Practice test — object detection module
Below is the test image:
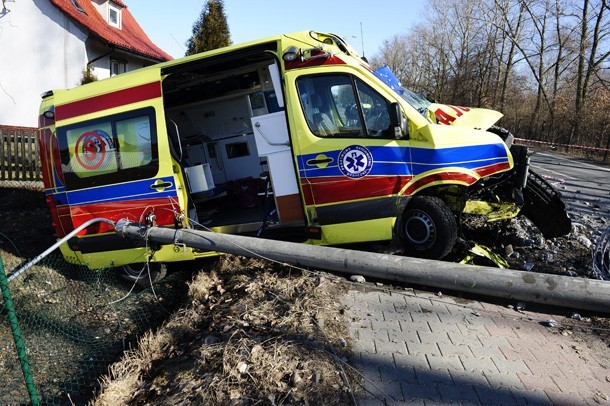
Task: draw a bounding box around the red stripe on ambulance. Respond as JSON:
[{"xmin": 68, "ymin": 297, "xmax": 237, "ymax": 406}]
[
  {"xmin": 70, "ymin": 198, "xmax": 177, "ymax": 236},
  {"xmin": 301, "ymin": 175, "xmax": 412, "ymax": 206},
  {"xmin": 55, "ymin": 82, "xmax": 162, "ymax": 121}
]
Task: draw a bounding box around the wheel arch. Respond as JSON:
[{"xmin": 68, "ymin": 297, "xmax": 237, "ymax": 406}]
[{"xmin": 401, "ymin": 182, "xmax": 470, "ymax": 214}]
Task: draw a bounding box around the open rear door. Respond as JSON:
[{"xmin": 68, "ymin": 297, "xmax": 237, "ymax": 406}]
[{"xmin": 56, "ymin": 104, "xmax": 180, "ymax": 256}]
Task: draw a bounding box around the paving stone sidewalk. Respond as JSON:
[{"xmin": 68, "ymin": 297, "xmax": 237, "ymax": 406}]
[{"xmin": 345, "ymin": 286, "xmax": 610, "ymax": 405}]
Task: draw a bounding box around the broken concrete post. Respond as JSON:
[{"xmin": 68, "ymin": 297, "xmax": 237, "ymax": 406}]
[{"xmin": 116, "ymin": 222, "xmax": 610, "ymax": 314}]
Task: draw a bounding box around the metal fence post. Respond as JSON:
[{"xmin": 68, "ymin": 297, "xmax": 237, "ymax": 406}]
[{"xmin": 0, "ymin": 257, "xmax": 40, "ymax": 406}]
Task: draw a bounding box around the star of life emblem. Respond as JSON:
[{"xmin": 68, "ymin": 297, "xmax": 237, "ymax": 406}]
[{"xmin": 338, "ymin": 145, "xmax": 373, "ymax": 179}]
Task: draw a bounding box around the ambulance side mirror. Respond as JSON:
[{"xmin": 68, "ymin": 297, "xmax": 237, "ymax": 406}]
[{"xmin": 389, "ymin": 102, "xmax": 408, "ymax": 140}]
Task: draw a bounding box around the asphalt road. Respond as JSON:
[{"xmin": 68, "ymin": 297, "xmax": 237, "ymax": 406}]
[{"xmin": 528, "ymin": 149, "xmax": 610, "ymax": 228}]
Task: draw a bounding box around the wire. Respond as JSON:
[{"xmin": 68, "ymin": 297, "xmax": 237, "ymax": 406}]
[
  {"xmin": 185, "ymin": 216, "xmax": 321, "ymax": 277},
  {"xmin": 0, "ymin": 79, "xmax": 16, "ymax": 105},
  {"xmin": 108, "ymin": 207, "xmax": 172, "ymax": 315},
  {"xmin": 106, "ymin": 264, "xmax": 145, "ymax": 306},
  {"xmin": 7, "ymin": 218, "xmax": 115, "ymax": 283},
  {"xmin": 0, "ymin": 231, "xmax": 21, "ymax": 257}
]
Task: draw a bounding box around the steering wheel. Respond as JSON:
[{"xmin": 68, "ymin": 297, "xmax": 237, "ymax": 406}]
[
  {"xmin": 365, "ymin": 104, "xmax": 390, "ymax": 136},
  {"xmin": 345, "ymin": 104, "xmax": 359, "ymax": 122}
]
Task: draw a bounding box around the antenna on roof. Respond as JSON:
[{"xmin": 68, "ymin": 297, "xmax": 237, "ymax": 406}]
[
  {"xmin": 360, "ymin": 22, "xmax": 365, "ymax": 58},
  {"xmin": 170, "ymin": 33, "xmax": 186, "ymax": 54}
]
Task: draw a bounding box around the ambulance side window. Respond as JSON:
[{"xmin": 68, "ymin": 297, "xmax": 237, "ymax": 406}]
[
  {"xmin": 297, "ymin": 74, "xmax": 393, "ymax": 139},
  {"xmin": 58, "ymin": 107, "xmax": 158, "ymax": 190},
  {"xmin": 355, "ymin": 80, "xmax": 392, "ymax": 137}
]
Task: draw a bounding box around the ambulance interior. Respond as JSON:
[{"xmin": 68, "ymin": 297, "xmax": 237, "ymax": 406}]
[{"xmin": 162, "ymin": 51, "xmax": 305, "ymax": 237}]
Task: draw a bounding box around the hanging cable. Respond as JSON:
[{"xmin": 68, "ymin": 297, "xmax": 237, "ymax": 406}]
[{"xmin": 7, "ymin": 217, "xmax": 115, "ymax": 283}]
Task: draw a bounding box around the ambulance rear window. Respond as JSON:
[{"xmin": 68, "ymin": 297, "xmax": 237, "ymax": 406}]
[{"xmin": 58, "ymin": 107, "xmax": 158, "ymax": 190}]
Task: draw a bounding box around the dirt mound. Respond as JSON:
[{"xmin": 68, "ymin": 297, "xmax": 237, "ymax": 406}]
[{"xmin": 93, "ymin": 256, "xmax": 359, "ymax": 405}]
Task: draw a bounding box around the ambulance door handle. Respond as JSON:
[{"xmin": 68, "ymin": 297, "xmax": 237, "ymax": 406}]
[
  {"xmin": 150, "ymin": 179, "xmax": 173, "ymax": 192},
  {"xmin": 306, "ymin": 156, "xmax": 334, "ymax": 168},
  {"xmin": 308, "ymin": 158, "xmax": 333, "ymax": 165},
  {"xmin": 254, "ymin": 121, "xmax": 289, "ymax": 146}
]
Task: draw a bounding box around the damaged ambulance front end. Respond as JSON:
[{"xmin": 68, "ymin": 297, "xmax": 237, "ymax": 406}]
[{"xmin": 374, "ymin": 67, "xmax": 572, "ymax": 256}]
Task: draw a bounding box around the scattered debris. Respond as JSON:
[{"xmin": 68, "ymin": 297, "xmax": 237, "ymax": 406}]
[
  {"xmin": 458, "ymin": 204, "xmax": 606, "ymax": 279},
  {"xmin": 349, "ymin": 275, "xmax": 366, "ymax": 284},
  {"xmin": 593, "ymin": 225, "xmax": 610, "ymax": 280},
  {"xmin": 460, "ymin": 244, "xmax": 510, "ymax": 268},
  {"xmin": 577, "ymin": 235, "xmax": 593, "ymax": 249},
  {"xmin": 463, "ymin": 200, "xmax": 521, "ymax": 222},
  {"xmin": 523, "ymin": 263, "xmax": 535, "ymax": 272},
  {"xmin": 594, "ymin": 391, "xmax": 609, "ymax": 402},
  {"xmin": 543, "ymin": 319, "xmax": 558, "ymax": 328}
]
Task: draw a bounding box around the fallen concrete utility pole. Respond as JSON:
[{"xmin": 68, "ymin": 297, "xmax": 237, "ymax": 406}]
[{"xmin": 116, "ymin": 221, "xmax": 610, "ymax": 314}]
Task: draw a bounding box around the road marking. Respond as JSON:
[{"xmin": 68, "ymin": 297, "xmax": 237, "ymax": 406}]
[
  {"xmin": 530, "ymin": 164, "xmax": 578, "ymax": 180},
  {"xmin": 535, "ymin": 152, "xmax": 610, "ymax": 173}
]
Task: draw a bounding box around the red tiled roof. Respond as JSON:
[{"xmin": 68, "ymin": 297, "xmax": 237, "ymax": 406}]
[{"xmin": 49, "ymin": 0, "xmax": 173, "ymax": 62}]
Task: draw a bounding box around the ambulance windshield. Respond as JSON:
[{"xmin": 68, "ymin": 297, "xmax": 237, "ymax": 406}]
[{"xmin": 373, "ymin": 66, "xmax": 432, "ymax": 116}]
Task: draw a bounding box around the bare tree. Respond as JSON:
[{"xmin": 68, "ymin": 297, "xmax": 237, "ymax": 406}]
[
  {"xmin": 370, "ymin": 34, "xmax": 411, "ymax": 83},
  {"xmin": 370, "ymin": 0, "xmax": 609, "ymax": 157},
  {"xmin": 571, "ymin": 0, "xmax": 610, "ymax": 144},
  {"xmin": 490, "ymin": 0, "xmax": 525, "ymax": 111}
]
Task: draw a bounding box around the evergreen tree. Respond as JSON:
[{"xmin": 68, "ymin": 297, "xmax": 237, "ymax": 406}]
[{"xmin": 185, "ymin": 0, "xmax": 231, "ymax": 56}]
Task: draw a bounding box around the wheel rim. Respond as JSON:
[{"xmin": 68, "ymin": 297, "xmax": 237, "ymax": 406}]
[
  {"xmin": 404, "ymin": 210, "xmax": 436, "ymax": 249},
  {"xmin": 122, "ymin": 263, "xmax": 148, "ymax": 279}
]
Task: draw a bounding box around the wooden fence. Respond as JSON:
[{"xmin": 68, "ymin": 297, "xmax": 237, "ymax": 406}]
[{"xmin": 0, "ymin": 126, "xmax": 42, "ymax": 183}]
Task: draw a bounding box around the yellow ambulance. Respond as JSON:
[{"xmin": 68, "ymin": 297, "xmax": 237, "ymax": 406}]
[{"xmin": 38, "ymin": 31, "xmax": 570, "ymax": 283}]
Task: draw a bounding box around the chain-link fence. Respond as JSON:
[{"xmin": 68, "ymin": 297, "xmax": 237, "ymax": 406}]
[
  {"xmin": 0, "ymin": 120, "xmax": 194, "ymax": 402},
  {"xmin": 0, "ymin": 252, "xmax": 191, "ymax": 405},
  {"xmin": 0, "ymin": 184, "xmax": 191, "ymax": 404}
]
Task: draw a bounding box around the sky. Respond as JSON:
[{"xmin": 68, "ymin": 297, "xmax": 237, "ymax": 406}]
[{"xmin": 127, "ymin": 0, "xmax": 427, "ymax": 60}]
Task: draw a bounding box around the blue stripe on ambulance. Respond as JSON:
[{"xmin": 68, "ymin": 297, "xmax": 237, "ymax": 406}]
[
  {"xmin": 64, "ymin": 177, "xmax": 177, "ymax": 206},
  {"xmin": 298, "ymin": 144, "xmax": 508, "ymax": 178}
]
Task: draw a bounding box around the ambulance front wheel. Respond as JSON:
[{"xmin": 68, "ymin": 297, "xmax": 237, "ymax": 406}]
[
  {"xmin": 119, "ymin": 262, "xmax": 167, "ymax": 287},
  {"xmin": 399, "ymin": 196, "xmax": 457, "ymax": 260}
]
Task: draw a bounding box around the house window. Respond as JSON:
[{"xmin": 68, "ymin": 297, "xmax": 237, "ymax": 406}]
[
  {"xmin": 70, "ymin": 0, "xmax": 86, "ymax": 14},
  {"xmin": 111, "ymin": 59, "xmax": 127, "ymax": 76},
  {"xmin": 108, "ymin": 2, "xmax": 122, "ymax": 28}
]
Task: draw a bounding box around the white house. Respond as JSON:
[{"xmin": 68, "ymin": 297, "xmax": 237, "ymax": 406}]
[{"xmin": 0, "ymin": 0, "xmax": 172, "ymax": 127}]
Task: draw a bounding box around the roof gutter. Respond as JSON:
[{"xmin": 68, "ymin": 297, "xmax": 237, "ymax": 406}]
[
  {"xmin": 110, "ymin": 44, "xmax": 171, "ymax": 63},
  {"xmin": 87, "ymin": 47, "xmax": 115, "ymax": 67}
]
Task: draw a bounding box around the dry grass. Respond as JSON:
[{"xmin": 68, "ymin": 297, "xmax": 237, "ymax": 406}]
[{"xmin": 93, "ymin": 255, "xmax": 358, "ymax": 405}]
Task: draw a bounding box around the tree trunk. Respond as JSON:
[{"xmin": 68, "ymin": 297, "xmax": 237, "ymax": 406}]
[{"xmin": 571, "ymin": 0, "xmax": 589, "ymax": 145}]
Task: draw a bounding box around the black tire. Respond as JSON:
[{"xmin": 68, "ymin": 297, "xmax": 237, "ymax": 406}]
[
  {"xmin": 398, "ymin": 196, "xmax": 457, "ymax": 260},
  {"xmin": 119, "ymin": 262, "xmax": 167, "ymax": 287}
]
